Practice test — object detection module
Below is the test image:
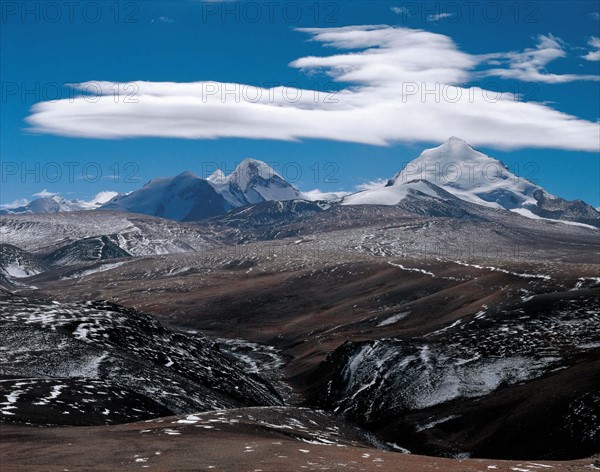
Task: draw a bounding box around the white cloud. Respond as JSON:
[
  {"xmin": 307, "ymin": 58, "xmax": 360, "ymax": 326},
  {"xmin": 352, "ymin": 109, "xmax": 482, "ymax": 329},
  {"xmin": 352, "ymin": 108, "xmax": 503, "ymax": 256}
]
[
  {"xmin": 89, "ymin": 191, "xmax": 118, "ymax": 204},
  {"xmin": 25, "ymin": 25, "xmax": 600, "ymax": 152},
  {"xmin": 0, "ymin": 198, "xmax": 30, "ymax": 210},
  {"xmin": 151, "ymin": 16, "xmax": 174, "ymax": 24},
  {"xmin": 591, "ymin": 12, "xmax": 600, "ymax": 20},
  {"xmin": 482, "ymin": 34, "xmax": 600, "ymax": 83},
  {"xmin": 355, "ymin": 179, "xmax": 388, "ymax": 191},
  {"xmin": 71, "ymin": 191, "xmax": 119, "ymax": 209},
  {"xmin": 303, "ymin": 189, "xmax": 350, "ymax": 201},
  {"xmin": 32, "ymin": 189, "xmax": 58, "ymax": 198},
  {"xmin": 427, "ymin": 12, "xmax": 454, "ymax": 22},
  {"xmin": 582, "ymin": 36, "xmax": 600, "ymax": 61},
  {"xmin": 390, "ymin": 7, "xmax": 410, "ymax": 15}
]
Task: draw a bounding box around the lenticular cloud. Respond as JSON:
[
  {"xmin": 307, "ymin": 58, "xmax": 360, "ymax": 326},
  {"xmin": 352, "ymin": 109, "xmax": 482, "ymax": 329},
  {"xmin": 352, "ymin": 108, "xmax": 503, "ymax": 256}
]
[{"xmin": 26, "ymin": 25, "xmax": 600, "ymax": 151}]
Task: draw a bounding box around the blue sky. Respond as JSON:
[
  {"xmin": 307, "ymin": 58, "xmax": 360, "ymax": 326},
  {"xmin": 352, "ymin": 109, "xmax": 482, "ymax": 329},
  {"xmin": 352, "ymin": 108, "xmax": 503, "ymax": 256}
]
[{"xmin": 1, "ymin": 0, "xmax": 599, "ymax": 207}]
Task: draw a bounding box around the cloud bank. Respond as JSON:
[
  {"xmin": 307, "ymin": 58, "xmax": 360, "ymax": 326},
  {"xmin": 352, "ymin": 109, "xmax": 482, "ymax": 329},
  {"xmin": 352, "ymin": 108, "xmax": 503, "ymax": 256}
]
[
  {"xmin": 26, "ymin": 25, "xmax": 600, "ymax": 151},
  {"xmin": 482, "ymin": 34, "xmax": 600, "ymax": 83},
  {"xmin": 0, "ymin": 198, "xmax": 30, "ymax": 210},
  {"xmin": 583, "ymin": 37, "xmax": 600, "ymax": 61},
  {"xmin": 32, "ymin": 189, "xmax": 59, "ymax": 198}
]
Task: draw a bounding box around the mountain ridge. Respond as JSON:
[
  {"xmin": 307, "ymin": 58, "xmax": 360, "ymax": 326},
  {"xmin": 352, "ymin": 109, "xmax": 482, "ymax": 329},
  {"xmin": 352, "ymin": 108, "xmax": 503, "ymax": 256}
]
[
  {"xmin": 2, "ymin": 139, "xmax": 598, "ymax": 226},
  {"xmin": 0, "ymin": 192, "xmax": 118, "ymax": 215}
]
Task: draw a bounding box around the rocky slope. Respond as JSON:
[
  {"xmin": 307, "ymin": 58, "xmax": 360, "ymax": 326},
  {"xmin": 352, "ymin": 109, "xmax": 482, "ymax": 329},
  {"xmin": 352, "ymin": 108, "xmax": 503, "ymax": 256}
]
[
  {"xmin": 311, "ymin": 287, "xmax": 600, "ymax": 459},
  {"xmin": 42, "ymin": 236, "xmax": 132, "ymax": 267},
  {"xmin": 0, "ymin": 244, "xmax": 47, "ymax": 279},
  {"xmin": 0, "ymin": 293, "xmax": 282, "ymax": 426},
  {"xmin": 0, "ymin": 212, "xmax": 218, "ymax": 256}
]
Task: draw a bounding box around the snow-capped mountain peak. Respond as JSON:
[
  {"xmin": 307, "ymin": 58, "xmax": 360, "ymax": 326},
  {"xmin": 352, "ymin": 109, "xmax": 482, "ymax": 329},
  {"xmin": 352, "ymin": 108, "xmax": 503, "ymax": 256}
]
[
  {"xmin": 389, "ymin": 137, "xmax": 532, "ymax": 207},
  {"xmin": 101, "ymin": 171, "xmax": 227, "ymax": 221},
  {"xmin": 211, "ymin": 158, "xmax": 304, "ymax": 206},
  {"xmin": 227, "ymin": 159, "xmax": 282, "ymax": 191},
  {"xmin": 344, "ymin": 137, "xmax": 542, "ymax": 209},
  {"xmin": 207, "ymin": 169, "xmax": 227, "ymax": 184},
  {"xmin": 418, "ymin": 136, "xmax": 479, "ymax": 161},
  {"xmin": 343, "ymin": 137, "xmax": 599, "ymax": 227}
]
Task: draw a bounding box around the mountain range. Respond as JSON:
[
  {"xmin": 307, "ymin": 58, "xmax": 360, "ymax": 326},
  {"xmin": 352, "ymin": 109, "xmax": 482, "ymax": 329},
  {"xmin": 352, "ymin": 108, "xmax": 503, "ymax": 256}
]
[
  {"xmin": 101, "ymin": 158, "xmax": 304, "ymax": 221},
  {"xmin": 0, "ymin": 192, "xmax": 117, "ymax": 215},
  {"xmin": 1, "ymin": 144, "xmax": 599, "ymax": 463},
  {"xmin": 2, "ymin": 138, "xmax": 598, "ymax": 228},
  {"xmin": 5, "ymin": 195, "xmax": 91, "ymax": 214}
]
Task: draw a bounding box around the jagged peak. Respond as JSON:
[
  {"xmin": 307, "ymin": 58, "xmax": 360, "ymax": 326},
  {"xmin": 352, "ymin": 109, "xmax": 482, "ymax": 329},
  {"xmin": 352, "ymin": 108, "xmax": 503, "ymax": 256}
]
[
  {"xmin": 229, "ymin": 158, "xmax": 280, "ymax": 190},
  {"xmin": 235, "ymin": 158, "xmax": 277, "ymax": 174}
]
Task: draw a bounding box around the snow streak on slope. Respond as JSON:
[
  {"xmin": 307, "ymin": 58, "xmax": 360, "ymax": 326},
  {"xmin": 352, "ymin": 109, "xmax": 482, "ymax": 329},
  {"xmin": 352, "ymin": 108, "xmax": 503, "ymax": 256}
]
[
  {"xmin": 0, "ymin": 294, "xmax": 282, "ymax": 425},
  {"xmin": 0, "ymin": 245, "xmax": 47, "ymax": 279},
  {"xmin": 320, "ymin": 292, "xmax": 600, "ymax": 419}
]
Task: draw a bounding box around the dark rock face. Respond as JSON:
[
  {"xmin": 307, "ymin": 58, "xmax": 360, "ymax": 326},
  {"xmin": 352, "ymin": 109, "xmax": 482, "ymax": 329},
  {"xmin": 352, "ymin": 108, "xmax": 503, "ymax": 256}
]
[
  {"xmin": 312, "ymin": 290, "xmax": 600, "ymax": 460},
  {"xmin": 0, "ymin": 273, "xmax": 12, "ymax": 289},
  {"xmin": 0, "ymin": 378, "xmax": 172, "ymax": 426},
  {"xmin": 395, "ymin": 181, "xmax": 485, "ymax": 220},
  {"xmin": 203, "ymin": 200, "xmax": 326, "ymax": 243},
  {"xmin": 530, "ymin": 189, "xmax": 600, "ymax": 227},
  {"xmin": 0, "ymin": 293, "xmax": 283, "ymax": 426},
  {"xmin": 42, "ymin": 236, "xmax": 132, "ymax": 267}
]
